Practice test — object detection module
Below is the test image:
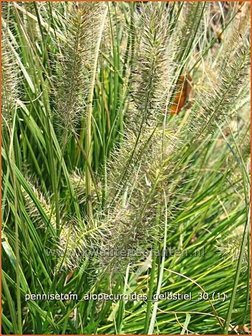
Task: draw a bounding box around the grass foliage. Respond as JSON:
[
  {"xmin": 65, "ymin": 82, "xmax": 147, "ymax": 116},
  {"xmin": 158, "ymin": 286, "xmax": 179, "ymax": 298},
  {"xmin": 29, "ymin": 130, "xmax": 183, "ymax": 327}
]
[{"xmin": 2, "ymin": 2, "xmax": 250, "ymax": 334}]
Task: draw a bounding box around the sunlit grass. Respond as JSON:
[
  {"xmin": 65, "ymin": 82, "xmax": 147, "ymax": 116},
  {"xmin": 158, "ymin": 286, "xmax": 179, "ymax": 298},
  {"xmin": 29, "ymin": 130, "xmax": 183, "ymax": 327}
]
[{"xmin": 2, "ymin": 2, "xmax": 250, "ymax": 334}]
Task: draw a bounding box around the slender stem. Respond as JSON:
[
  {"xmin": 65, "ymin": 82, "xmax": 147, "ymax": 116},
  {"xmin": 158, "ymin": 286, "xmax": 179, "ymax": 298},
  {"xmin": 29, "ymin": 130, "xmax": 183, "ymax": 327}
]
[
  {"xmin": 9, "ymin": 110, "xmax": 22, "ymax": 334},
  {"xmin": 144, "ymin": 245, "xmax": 157, "ymax": 333},
  {"xmin": 117, "ymin": 264, "xmax": 130, "ymax": 334},
  {"xmin": 148, "ymin": 192, "xmax": 168, "ymax": 334},
  {"xmin": 223, "ymin": 207, "xmax": 250, "ymax": 334}
]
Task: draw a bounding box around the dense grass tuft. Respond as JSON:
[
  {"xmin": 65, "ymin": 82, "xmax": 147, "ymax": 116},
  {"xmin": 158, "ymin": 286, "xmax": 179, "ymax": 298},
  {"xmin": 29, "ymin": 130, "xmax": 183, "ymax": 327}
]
[{"xmin": 2, "ymin": 2, "xmax": 250, "ymax": 334}]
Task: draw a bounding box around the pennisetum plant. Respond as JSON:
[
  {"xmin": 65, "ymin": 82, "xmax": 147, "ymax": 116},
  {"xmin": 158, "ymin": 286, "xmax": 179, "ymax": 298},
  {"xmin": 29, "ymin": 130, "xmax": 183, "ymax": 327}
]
[
  {"xmin": 45, "ymin": 1, "xmax": 250, "ymax": 276},
  {"xmin": 2, "ymin": 2, "xmax": 250, "ymax": 334}
]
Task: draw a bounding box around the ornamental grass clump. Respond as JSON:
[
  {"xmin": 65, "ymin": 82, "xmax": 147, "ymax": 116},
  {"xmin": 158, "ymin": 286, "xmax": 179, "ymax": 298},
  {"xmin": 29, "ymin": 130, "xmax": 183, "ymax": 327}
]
[
  {"xmin": 95, "ymin": 2, "xmax": 250, "ymax": 274},
  {"xmin": 2, "ymin": 2, "xmax": 250, "ymax": 334}
]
